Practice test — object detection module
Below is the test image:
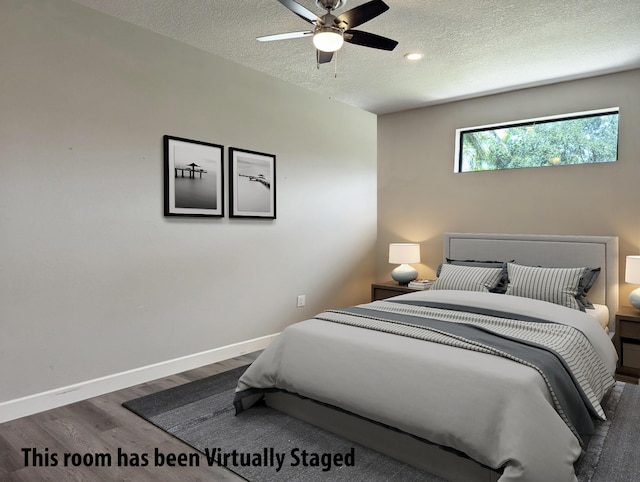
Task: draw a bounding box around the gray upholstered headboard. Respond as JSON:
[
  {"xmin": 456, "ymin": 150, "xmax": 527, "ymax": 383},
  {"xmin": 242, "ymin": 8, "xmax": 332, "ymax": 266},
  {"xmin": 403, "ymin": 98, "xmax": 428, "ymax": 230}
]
[{"xmin": 443, "ymin": 233, "xmax": 619, "ymax": 331}]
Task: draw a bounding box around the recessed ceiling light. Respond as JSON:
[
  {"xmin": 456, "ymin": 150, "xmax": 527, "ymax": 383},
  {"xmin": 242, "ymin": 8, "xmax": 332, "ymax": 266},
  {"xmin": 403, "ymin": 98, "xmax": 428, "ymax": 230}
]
[{"xmin": 404, "ymin": 52, "xmax": 424, "ymax": 61}]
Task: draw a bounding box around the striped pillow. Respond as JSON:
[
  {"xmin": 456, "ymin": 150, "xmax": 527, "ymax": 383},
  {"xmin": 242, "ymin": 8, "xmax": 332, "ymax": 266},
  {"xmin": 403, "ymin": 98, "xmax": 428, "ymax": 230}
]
[
  {"xmin": 436, "ymin": 259, "xmax": 510, "ymax": 293},
  {"xmin": 505, "ymin": 263, "xmax": 585, "ymax": 310},
  {"xmin": 430, "ymin": 263, "xmax": 504, "ymax": 292}
]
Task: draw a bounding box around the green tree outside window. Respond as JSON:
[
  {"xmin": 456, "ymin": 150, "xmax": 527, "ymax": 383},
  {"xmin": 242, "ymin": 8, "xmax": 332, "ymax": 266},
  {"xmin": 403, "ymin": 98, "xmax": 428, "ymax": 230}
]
[{"xmin": 457, "ymin": 110, "xmax": 619, "ymax": 172}]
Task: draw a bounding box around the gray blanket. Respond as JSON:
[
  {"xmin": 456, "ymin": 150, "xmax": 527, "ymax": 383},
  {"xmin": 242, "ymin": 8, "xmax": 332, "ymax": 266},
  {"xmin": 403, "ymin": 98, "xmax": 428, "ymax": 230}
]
[{"xmin": 235, "ymin": 290, "xmax": 618, "ymax": 482}]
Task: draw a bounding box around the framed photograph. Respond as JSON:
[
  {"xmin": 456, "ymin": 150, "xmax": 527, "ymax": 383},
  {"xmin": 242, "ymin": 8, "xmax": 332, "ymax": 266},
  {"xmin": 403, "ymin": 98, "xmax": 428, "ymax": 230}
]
[
  {"xmin": 164, "ymin": 135, "xmax": 224, "ymax": 217},
  {"xmin": 229, "ymin": 147, "xmax": 276, "ymax": 219}
]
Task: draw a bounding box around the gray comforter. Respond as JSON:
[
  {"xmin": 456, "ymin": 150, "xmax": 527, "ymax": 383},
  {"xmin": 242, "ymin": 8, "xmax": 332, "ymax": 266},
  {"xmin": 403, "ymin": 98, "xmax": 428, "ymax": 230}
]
[{"xmin": 234, "ymin": 290, "xmax": 618, "ymax": 482}]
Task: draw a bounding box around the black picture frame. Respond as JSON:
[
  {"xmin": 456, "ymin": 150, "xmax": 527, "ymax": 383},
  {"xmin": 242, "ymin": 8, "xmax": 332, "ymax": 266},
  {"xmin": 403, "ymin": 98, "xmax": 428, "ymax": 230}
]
[
  {"xmin": 229, "ymin": 147, "xmax": 276, "ymax": 219},
  {"xmin": 164, "ymin": 135, "xmax": 224, "ymax": 217}
]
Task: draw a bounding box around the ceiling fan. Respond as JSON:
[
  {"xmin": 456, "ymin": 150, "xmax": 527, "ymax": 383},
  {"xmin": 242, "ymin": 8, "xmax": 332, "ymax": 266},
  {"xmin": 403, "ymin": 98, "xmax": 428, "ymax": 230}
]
[{"xmin": 257, "ymin": 0, "xmax": 398, "ymax": 65}]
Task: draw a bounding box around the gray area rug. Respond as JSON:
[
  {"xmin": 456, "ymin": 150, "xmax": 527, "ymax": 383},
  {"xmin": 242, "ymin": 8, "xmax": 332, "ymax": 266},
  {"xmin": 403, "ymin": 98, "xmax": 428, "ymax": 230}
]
[{"xmin": 124, "ymin": 366, "xmax": 640, "ymax": 481}]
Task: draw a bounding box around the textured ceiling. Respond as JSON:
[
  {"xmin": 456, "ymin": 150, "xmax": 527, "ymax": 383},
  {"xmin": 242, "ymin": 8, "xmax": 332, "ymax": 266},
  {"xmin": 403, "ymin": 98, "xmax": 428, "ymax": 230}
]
[{"xmin": 72, "ymin": 0, "xmax": 640, "ymax": 115}]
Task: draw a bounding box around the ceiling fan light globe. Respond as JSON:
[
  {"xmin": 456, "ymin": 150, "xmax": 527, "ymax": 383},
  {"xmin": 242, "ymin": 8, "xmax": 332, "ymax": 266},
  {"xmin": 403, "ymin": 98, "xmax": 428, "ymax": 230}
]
[{"xmin": 313, "ymin": 29, "xmax": 344, "ymax": 52}]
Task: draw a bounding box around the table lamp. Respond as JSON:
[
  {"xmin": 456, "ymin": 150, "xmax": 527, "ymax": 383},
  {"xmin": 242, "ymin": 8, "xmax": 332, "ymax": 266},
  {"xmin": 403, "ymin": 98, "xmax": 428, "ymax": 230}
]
[
  {"xmin": 626, "ymin": 255, "xmax": 640, "ymax": 310},
  {"xmin": 389, "ymin": 243, "xmax": 421, "ymax": 285}
]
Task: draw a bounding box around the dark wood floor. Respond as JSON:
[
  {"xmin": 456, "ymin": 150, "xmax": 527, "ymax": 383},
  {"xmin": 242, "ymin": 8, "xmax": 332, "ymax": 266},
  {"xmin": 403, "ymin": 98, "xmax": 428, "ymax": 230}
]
[{"xmin": 0, "ymin": 352, "xmax": 260, "ymax": 481}]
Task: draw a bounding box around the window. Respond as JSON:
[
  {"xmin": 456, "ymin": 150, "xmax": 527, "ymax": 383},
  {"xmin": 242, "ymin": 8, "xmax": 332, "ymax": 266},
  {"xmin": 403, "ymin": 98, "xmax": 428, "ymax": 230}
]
[{"xmin": 455, "ymin": 108, "xmax": 619, "ymax": 172}]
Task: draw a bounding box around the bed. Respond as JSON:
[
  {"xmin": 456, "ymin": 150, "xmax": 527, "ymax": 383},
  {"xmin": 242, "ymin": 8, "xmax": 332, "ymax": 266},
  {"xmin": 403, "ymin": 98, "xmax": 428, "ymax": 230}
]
[{"xmin": 234, "ymin": 233, "xmax": 619, "ymax": 482}]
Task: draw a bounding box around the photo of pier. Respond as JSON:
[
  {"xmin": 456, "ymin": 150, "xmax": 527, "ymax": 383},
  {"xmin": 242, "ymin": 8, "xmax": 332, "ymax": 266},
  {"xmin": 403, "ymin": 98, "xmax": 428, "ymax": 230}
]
[
  {"xmin": 174, "ymin": 158, "xmax": 218, "ymax": 210},
  {"xmin": 164, "ymin": 136, "xmax": 224, "ymax": 217},
  {"xmin": 235, "ymin": 157, "xmax": 270, "ymax": 212},
  {"xmin": 230, "ymin": 148, "xmax": 276, "ymax": 219}
]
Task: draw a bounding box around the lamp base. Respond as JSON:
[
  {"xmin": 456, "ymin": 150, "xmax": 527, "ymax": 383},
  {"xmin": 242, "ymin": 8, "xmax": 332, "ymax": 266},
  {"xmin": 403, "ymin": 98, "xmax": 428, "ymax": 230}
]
[
  {"xmin": 630, "ymin": 287, "xmax": 640, "ymax": 310},
  {"xmin": 391, "ymin": 264, "xmax": 418, "ymax": 285}
]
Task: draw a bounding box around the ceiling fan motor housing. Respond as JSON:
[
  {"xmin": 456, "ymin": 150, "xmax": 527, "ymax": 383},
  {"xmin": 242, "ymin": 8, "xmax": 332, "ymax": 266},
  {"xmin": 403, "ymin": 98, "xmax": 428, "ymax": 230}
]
[
  {"xmin": 316, "ymin": 12, "xmax": 343, "ymax": 29},
  {"xmin": 316, "ymin": 0, "xmax": 345, "ymax": 11}
]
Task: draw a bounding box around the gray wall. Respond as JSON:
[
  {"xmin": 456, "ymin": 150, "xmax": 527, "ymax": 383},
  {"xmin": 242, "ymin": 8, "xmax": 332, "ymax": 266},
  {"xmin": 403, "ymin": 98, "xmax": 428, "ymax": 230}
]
[
  {"xmin": 0, "ymin": 0, "xmax": 377, "ymax": 403},
  {"xmin": 377, "ymin": 69, "xmax": 640, "ymax": 304}
]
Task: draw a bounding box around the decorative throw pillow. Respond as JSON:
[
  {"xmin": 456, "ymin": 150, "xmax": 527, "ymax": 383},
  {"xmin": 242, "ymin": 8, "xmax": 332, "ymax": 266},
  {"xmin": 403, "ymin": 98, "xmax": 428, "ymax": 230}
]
[
  {"xmin": 505, "ymin": 263, "xmax": 585, "ymax": 311},
  {"xmin": 430, "ymin": 263, "xmax": 504, "ymax": 292},
  {"xmin": 579, "ymin": 267, "xmax": 601, "ymax": 294},
  {"xmin": 576, "ymin": 267, "xmax": 601, "ymax": 309}
]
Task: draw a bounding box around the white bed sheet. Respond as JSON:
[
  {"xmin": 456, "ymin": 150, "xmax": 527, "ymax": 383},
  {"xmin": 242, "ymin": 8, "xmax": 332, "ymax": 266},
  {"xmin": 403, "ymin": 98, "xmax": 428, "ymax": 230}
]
[{"xmin": 586, "ymin": 304, "xmax": 610, "ymax": 333}]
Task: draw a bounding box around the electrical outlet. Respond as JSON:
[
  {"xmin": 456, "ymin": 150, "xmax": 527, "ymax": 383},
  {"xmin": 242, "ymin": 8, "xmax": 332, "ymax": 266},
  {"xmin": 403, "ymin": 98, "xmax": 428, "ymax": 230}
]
[{"xmin": 297, "ymin": 295, "xmax": 306, "ymax": 307}]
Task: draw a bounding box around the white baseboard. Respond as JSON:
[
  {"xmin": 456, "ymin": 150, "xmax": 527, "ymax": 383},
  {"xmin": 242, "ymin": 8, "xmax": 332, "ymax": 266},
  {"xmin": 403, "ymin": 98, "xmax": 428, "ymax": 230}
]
[{"xmin": 0, "ymin": 333, "xmax": 278, "ymax": 424}]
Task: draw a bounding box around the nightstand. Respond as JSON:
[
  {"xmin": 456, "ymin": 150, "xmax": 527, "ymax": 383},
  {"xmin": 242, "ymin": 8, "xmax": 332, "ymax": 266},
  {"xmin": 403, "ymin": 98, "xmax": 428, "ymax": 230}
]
[
  {"xmin": 371, "ymin": 281, "xmax": 424, "ymax": 301},
  {"xmin": 614, "ymin": 306, "xmax": 640, "ymax": 383}
]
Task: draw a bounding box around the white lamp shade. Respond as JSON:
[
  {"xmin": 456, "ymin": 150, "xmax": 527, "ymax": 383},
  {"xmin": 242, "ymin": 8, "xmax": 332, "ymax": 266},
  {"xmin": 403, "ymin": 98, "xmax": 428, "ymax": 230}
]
[
  {"xmin": 389, "ymin": 243, "xmax": 421, "ymax": 264},
  {"xmin": 626, "ymin": 256, "xmax": 640, "ymax": 284},
  {"xmin": 626, "ymin": 255, "xmax": 640, "ymax": 310}
]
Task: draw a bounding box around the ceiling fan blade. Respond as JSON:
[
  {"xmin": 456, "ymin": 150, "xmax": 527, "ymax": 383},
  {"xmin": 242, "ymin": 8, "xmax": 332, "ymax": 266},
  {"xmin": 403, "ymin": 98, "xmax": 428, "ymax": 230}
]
[
  {"xmin": 275, "ymin": 0, "xmax": 318, "ymax": 24},
  {"xmin": 337, "ymin": 0, "xmax": 389, "ymax": 29},
  {"xmin": 257, "ymin": 31, "xmax": 313, "ymax": 42},
  {"xmin": 345, "ymin": 29, "xmax": 398, "ymax": 51},
  {"xmin": 317, "ymin": 50, "xmax": 334, "ymax": 64}
]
